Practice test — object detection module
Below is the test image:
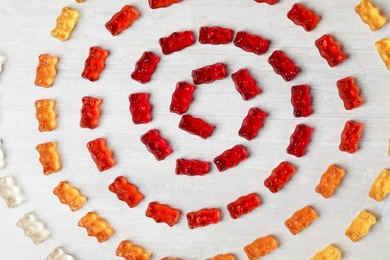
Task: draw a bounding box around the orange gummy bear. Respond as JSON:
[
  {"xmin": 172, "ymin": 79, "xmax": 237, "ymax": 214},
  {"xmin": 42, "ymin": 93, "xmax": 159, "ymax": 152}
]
[
  {"xmin": 209, "ymin": 253, "xmax": 235, "ymax": 260},
  {"xmin": 53, "ymin": 181, "xmax": 87, "ymax": 211},
  {"xmin": 35, "ymin": 54, "xmax": 59, "ymax": 88},
  {"xmin": 36, "ymin": 142, "xmax": 61, "ymax": 175},
  {"xmin": 116, "ymin": 240, "xmax": 152, "ymax": 260},
  {"xmin": 78, "ymin": 212, "xmax": 114, "ymax": 242},
  {"xmin": 35, "ymin": 99, "xmax": 57, "ymax": 132},
  {"xmin": 244, "ymin": 235, "xmax": 278, "ymax": 260},
  {"xmin": 315, "ymin": 164, "xmax": 346, "ymax": 198},
  {"xmin": 285, "ymin": 206, "xmax": 317, "ymax": 235}
]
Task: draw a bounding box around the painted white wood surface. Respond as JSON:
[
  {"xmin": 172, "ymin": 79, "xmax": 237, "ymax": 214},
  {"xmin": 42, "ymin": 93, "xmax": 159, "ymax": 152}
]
[{"xmin": 1, "ymin": 0, "xmax": 390, "ymax": 259}]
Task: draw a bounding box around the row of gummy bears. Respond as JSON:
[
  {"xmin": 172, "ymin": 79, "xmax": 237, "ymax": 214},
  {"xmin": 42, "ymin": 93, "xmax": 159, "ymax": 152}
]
[{"xmin": 1, "ymin": 0, "xmax": 390, "ymax": 259}]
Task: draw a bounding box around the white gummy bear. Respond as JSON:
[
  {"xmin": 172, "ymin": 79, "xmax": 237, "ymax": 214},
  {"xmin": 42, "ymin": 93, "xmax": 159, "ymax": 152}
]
[
  {"xmin": 47, "ymin": 248, "xmax": 75, "ymax": 260},
  {"xmin": 0, "ymin": 140, "xmax": 5, "ymax": 169},
  {"xmin": 16, "ymin": 213, "xmax": 50, "ymax": 244},
  {"xmin": 0, "ymin": 176, "xmax": 24, "ymax": 208},
  {"xmin": 0, "ymin": 55, "xmax": 5, "ymax": 73}
]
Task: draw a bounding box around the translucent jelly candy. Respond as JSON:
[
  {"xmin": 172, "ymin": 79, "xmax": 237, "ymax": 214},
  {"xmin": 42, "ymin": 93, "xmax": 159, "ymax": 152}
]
[
  {"xmin": 264, "ymin": 161, "xmax": 296, "ymax": 193},
  {"xmin": 214, "ymin": 145, "xmax": 248, "ymax": 172},
  {"xmin": 244, "ymin": 235, "xmax": 278, "ymax": 260},
  {"xmin": 53, "ymin": 181, "xmax": 87, "ymax": 211},
  {"xmin": 315, "ymin": 35, "xmax": 346, "ymax": 67},
  {"xmin": 287, "ymin": 124, "xmax": 314, "ymax": 157},
  {"xmin": 285, "ymin": 206, "xmax": 318, "ymax": 235},
  {"xmin": 345, "ymin": 210, "xmax": 376, "ymax": 242},
  {"xmin": 375, "ymin": 38, "xmax": 390, "ymax": 71},
  {"xmin": 16, "ymin": 213, "xmax": 50, "ymax": 244},
  {"xmin": 337, "ymin": 77, "xmax": 363, "ymax": 110},
  {"xmin": 287, "ymin": 3, "xmax": 320, "ymax": 32},
  {"xmin": 159, "ymin": 31, "xmax": 195, "ymax": 55},
  {"xmin": 0, "ymin": 139, "xmax": 5, "ymax": 170},
  {"xmin": 310, "ymin": 245, "xmax": 341, "ymax": 260},
  {"xmin": 0, "ymin": 55, "xmax": 5, "ymax": 73},
  {"xmin": 82, "ymin": 46, "xmax": 109, "ymax": 82},
  {"xmin": 170, "ymin": 82, "xmax": 195, "ymax": 114},
  {"xmin": 78, "ymin": 212, "xmax": 114, "ymax": 242},
  {"xmin": 179, "ymin": 115, "xmax": 215, "ymax": 139},
  {"xmin": 191, "ymin": 63, "xmax": 228, "ymax": 85},
  {"xmin": 129, "ymin": 93, "xmax": 152, "ymax": 124},
  {"xmin": 145, "ymin": 202, "xmax": 181, "ymax": 227},
  {"xmin": 35, "ymin": 99, "xmax": 57, "ymax": 132},
  {"xmin": 186, "ymin": 208, "xmax": 221, "ymax": 229},
  {"xmin": 109, "ymin": 176, "xmax": 144, "ymax": 208},
  {"xmin": 0, "ymin": 176, "xmax": 25, "ymax": 208},
  {"xmin": 149, "ymin": 0, "xmax": 181, "ymax": 9},
  {"xmin": 116, "ymin": 240, "xmax": 151, "ymax": 260},
  {"xmin": 231, "ymin": 69, "xmax": 261, "ymax": 101},
  {"xmin": 35, "ymin": 54, "xmax": 59, "ymax": 88},
  {"xmin": 36, "ymin": 142, "xmax": 61, "ymax": 175},
  {"xmin": 76, "ymin": 0, "xmax": 84, "ymax": 2},
  {"xmin": 86, "ymin": 138, "xmax": 116, "ymax": 172},
  {"xmin": 105, "ymin": 5, "xmax": 139, "ymax": 36},
  {"xmin": 80, "ymin": 96, "xmax": 102, "ymax": 129},
  {"xmin": 339, "ymin": 120, "xmax": 364, "ymax": 154},
  {"xmin": 355, "ymin": 0, "xmax": 387, "ymax": 31},
  {"xmin": 47, "ymin": 247, "xmax": 75, "ymax": 260},
  {"xmin": 268, "ymin": 50, "xmax": 299, "ymax": 81},
  {"xmin": 315, "ymin": 164, "xmax": 346, "ymax": 199},
  {"xmin": 209, "ymin": 254, "xmax": 235, "ymax": 260},
  {"xmin": 291, "ymin": 85, "xmax": 312, "ymax": 117},
  {"xmin": 369, "ymin": 169, "xmax": 390, "ymax": 202},
  {"xmin": 131, "ymin": 51, "xmax": 160, "ymax": 84},
  {"xmin": 199, "ymin": 26, "xmax": 234, "ymax": 45},
  {"xmin": 254, "ymin": 0, "xmax": 278, "ymax": 4},
  {"xmin": 176, "ymin": 159, "xmax": 210, "ymax": 176},
  {"xmin": 227, "ymin": 193, "xmax": 261, "ymax": 219},
  {"xmin": 238, "ymin": 107, "xmax": 267, "ymax": 140},
  {"xmin": 51, "ymin": 7, "xmax": 79, "ymax": 41},
  {"xmin": 233, "ymin": 31, "xmax": 270, "ymax": 55},
  {"xmin": 141, "ymin": 129, "xmax": 173, "ymax": 161}
]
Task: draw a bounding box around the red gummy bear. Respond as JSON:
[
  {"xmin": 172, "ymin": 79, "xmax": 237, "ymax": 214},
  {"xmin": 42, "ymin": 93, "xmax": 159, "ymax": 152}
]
[
  {"xmin": 231, "ymin": 69, "xmax": 261, "ymax": 100},
  {"xmin": 145, "ymin": 202, "xmax": 181, "ymax": 227},
  {"xmin": 192, "ymin": 63, "xmax": 228, "ymax": 85},
  {"xmin": 287, "ymin": 3, "xmax": 321, "ymax": 32},
  {"xmin": 291, "ymin": 85, "xmax": 312, "ymax": 117},
  {"xmin": 227, "ymin": 193, "xmax": 261, "ymax": 219},
  {"xmin": 214, "ymin": 145, "xmax": 248, "ymax": 172},
  {"xmin": 268, "ymin": 50, "xmax": 299, "ymax": 82},
  {"xmin": 178, "ymin": 115, "xmax": 215, "ymax": 139},
  {"xmin": 129, "ymin": 93, "xmax": 152, "ymax": 124},
  {"xmin": 176, "ymin": 159, "xmax": 210, "ymax": 176},
  {"xmin": 159, "ymin": 31, "xmax": 195, "ymax": 55},
  {"xmin": 287, "ymin": 124, "xmax": 314, "ymax": 157},
  {"xmin": 199, "ymin": 26, "xmax": 234, "ymax": 45},
  {"xmin": 170, "ymin": 82, "xmax": 196, "ymax": 115},
  {"xmin": 233, "ymin": 31, "xmax": 270, "ymax": 55},
  {"xmin": 239, "ymin": 107, "xmax": 267, "ymax": 141},
  {"xmin": 264, "ymin": 162, "xmax": 296, "ymax": 193},
  {"xmin": 337, "ymin": 77, "xmax": 363, "ymax": 110},
  {"xmin": 315, "ymin": 34, "xmax": 347, "ymax": 67},
  {"xmin": 86, "ymin": 138, "xmax": 116, "ymax": 172},
  {"xmin": 80, "ymin": 96, "xmax": 102, "ymax": 129},
  {"xmin": 105, "ymin": 5, "xmax": 139, "ymax": 36},
  {"xmin": 339, "ymin": 120, "xmax": 364, "ymax": 154},
  {"xmin": 131, "ymin": 51, "xmax": 160, "ymax": 84},
  {"xmin": 254, "ymin": 0, "xmax": 278, "ymax": 4},
  {"xmin": 82, "ymin": 46, "xmax": 109, "ymax": 82},
  {"xmin": 186, "ymin": 208, "xmax": 221, "ymax": 229},
  {"xmin": 149, "ymin": 0, "xmax": 181, "ymax": 9},
  {"xmin": 141, "ymin": 129, "xmax": 173, "ymax": 161},
  {"xmin": 108, "ymin": 176, "xmax": 144, "ymax": 208}
]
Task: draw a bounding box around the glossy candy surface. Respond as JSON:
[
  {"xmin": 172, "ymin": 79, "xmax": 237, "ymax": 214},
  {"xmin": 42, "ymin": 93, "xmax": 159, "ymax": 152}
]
[
  {"xmin": 264, "ymin": 161, "xmax": 296, "ymax": 193},
  {"xmin": 227, "ymin": 193, "xmax": 261, "ymax": 219},
  {"xmin": 47, "ymin": 247, "xmax": 75, "ymax": 260},
  {"xmin": 145, "ymin": 202, "xmax": 181, "ymax": 227},
  {"xmin": 268, "ymin": 50, "xmax": 299, "ymax": 81},
  {"xmin": 16, "ymin": 213, "xmax": 50, "ymax": 244},
  {"xmin": 375, "ymin": 38, "xmax": 390, "ymax": 71},
  {"xmin": 78, "ymin": 212, "xmax": 114, "ymax": 242},
  {"xmin": 291, "ymin": 85, "xmax": 312, "ymax": 117},
  {"xmin": 0, "ymin": 140, "xmax": 4, "ymax": 170},
  {"xmin": 254, "ymin": 0, "xmax": 278, "ymax": 4},
  {"xmin": 35, "ymin": 99, "xmax": 57, "ymax": 132},
  {"xmin": 209, "ymin": 254, "xmax": 235, "ymax": 260},
  {"xmin": 149, "ymin": 0, "xmax": 181, "ymax": 9},
  {"xmin": 36, "ymin": 142, "xmax": 61, "ymax": 175},
  {"xmin": 116, "ymin": 240, "xmax": 151, "ymax": 260},
  {"xmin": 86, "ymin": 138, "xmax": 116, "ymax": 172},
  {"xmin": 231, "ymin": 69, "xmax": 261, "ymax": 100},
  {"xmin": 141, "ymin": 129, "xmax": 173, "ymax": 160},
  {"xmin": 51, "ymin": 7, "xmax": 79, "ymax": 41},
  {"xmin": 186, "ymin": 208, "xmax": 221, "ymax": 229},
  {"xmin": 244, "ymin": 235, "xmax": 278, "ymax": 260},
  {"xmin": 80, "ymin": 96, "xmax": 102, "ymax": 129},
  {"xmin": 287, "ymin": 3, "xmax": 320, "ymax": 31},
  {"xmin": 0, "ymin": 176, "xmax": 25, "ymax": 208},
  {"xmin": 179, "ymin": 115, "xmax": 215, "ymax": 139},
  {"xmin": 315, "ymin": 35, "xmax": 346, "ymax": 67},
  {"xmin": 345, "ymin": 210, "xmax": 376, "ymax": 242},
  {"xmin": 287, "ymin": 124, "xmax": 314, "ymax": 157},
  {"xmin": 213, "ymin": 145, "xmax": 248, "ymax": 172},
  {"xmin": 239, "ymin": 107, "xmax": 267, "ymax": 140},
  {"xmin": 355, "ymin": 0, "xmax": 387, "ymax": 31},
  {"xmin": 310, "ymin": 245, "xmax": 341, "ymax": 260},
  {"xmin": 170, "ymin": 82, "xmax": 195, "ymax": 114},
  {"xmin": 129, "ymin": 93, "xmax": 152, "ymax": 124},
  {"xmin": 337, "ymin": 77, "xmax": 363, "ymax": 110},
  {"xmin": 199, "ymin": 26, "xmax": 234, "ymax": 45},
  {"xmin": 109, "ymin": 176, "xmax": 144, "ymax": 208},
  {"xmin": 369, "ymin": 169, "xmax": 390, "ymax": 202},
  {"xmin": 82, "ymin": 46, "xmax": 109, "ymax": 82},
  {"xmin": 159, "ymin": 31, "xmax": 195, "ymax": 55},
  {"xmin": 233, "ymin": 31, "xmax": 270, "ymax": 55},
  {"xmin": 339, "ymin": 120, "xmax": 364, "ymax": 154},
  {"xmin": 105, "ymin": 5, "xmax": 139, "ymax": 36},
  {"xmin": 285, "ymin": 206, "xmax": 318, "ymax": 235},
  {"xmin": 131, "ymin": 51, "xmax": 160, "ymax": 84},
  {"xmin": 176, "ymin": 159, "xmax": 210, "ymax": 176},
  {"xmin": 192, "ymin": 63, "xmax": 228, "ymax": 85},
  {"xmin": 53, "ymin": 181, "xmax": 87, "ymax": 211},
  {"xmin": 35, "ymin": 54, "xmax": 59, "ymax": 88},
  {"xmin": 315, "ymin": 165, "xmax": 346, "ymax": 199}
]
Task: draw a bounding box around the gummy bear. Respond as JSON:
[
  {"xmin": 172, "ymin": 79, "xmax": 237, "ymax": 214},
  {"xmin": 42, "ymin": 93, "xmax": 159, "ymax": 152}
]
[
  {"xmin": 0, "ymin": 55, "xmax": 5, "ymax": 74},
  {"xmin": 76, "ymin": 0, "xmax": 85, "ymax": 2},
  {"xmin": 291, "ymin": 85, "xmax": 312, "ymax": 117},
  {"xmin": 53, "ymin": 181, "xmax": 87, "ymax": 211},
  {"xmin": 0, "ymin": 176, "xmax": 25, "ymax": 208},
  {"xmin": 141, "ymin": 129, "xmax": 173, "ymax": 161},
  {"xmin": 191, "ymin": 63, "xmax": 228, "ymax": 85},
  {"xmin": 51, "ymin": 7, "xmax": 80, "ymax": 41},
  {"xmin": 254, "ymin": 0, "xmax": 278, "ymax": 4},
  {"xmin": 36, "ymin": 142, "xmax": 61, "ymax": 175},
  {"xmin": 337, "ymin": 77, "xmax": 363, "ymax": 110},
  {"xmin": 186, "ymin": 208, "xmax": 221, "ymax": 229},
  {"xmin": 179, "ymin": 115, "xmax": 215, "ymax": 139},
  {"xmin": 80, "ymin": 96, "xmax": 102, "ymax": 129},
  {"xmin": 86, "ymin": 138, "xmax": 116, "ymax": 172},
  {"xmin": 82, "ymin": 46, "xmax": 109, "ymax": 82},
  {"xmin": 0, "ymin": 140, "xmax": 4, "ymax": 170},
  {"xmin": 264, "ymin": 161, "xmax": 296, "ymax": 193},
  {"xmin": 287, "ymin": 3, "xmax": 321, "ymax": 32},
  {"xmin": 345, "ymin": 210, "xmax": 376, "ymax": 242},
  {"xmin": 199, "ymin": 26, "xmax": 234, "ymax": 45},
  {"xmin": 116, "ymin": 240, "xmax": 152, "ymax": 260},
  {"xmin": 35, "ymin": 99, "xmax": 57, "ymax": 132},
  {"xmin": 315, "ymin": 164, "xmax": 345, "ymax": 199},
  {"xmin": 239, "ymin": 107, "xmax": 267, "ymax": 140},
  {"xmin": 145, "ymin": 202, "xmax": 181, "ymax": 227},
  {"xmin": 285, "ymin": 206, "xmax": 317, "ymax": 235},
  {"xmin": 214, "ymin": 145, "xmax": 248, "ymax": 172},
  {"xmin": 149, "ymin": 0, "xmax": 181, "ymax": 9},
  {"xmin": 227, "ymin": 193, "xmax": 261, "ymax": 219},
  {"xmin": 233, "ymin": 31, "xmax": 270, "ymax": 55},
  {"xmin": 208, "ymin": 254, "xmax": 235, "ymax": 260},
  {"xmin": 78, "ymin": 212, "xmax": 114, "ymax": 242},
  {"xmin": 375, "ymin": 38, "xmax": 390, "ymax": 71},
  {"xmin": 287, "ymin": 124, "xmax": 314, "ymax": 157},
  {"xmin": 231, "ymin": 69, "xmax": 261, "ymax": 101},
  {"xmin": 170, "ymin": 82, "xmax": 196, "ymax": 114},
  {"xmin": 315, "ymin": 34, "xmax": 347, "ymax": 67},
  {"xmin": 355, "ymin": 0, "xmax": 387, "ymax": 31},
  {"xmin": 176, "ymin": 159, "xmax": 210, "ymax": 176},
  {"xmin": 109, "ymin": 176, "xmax": 144, "ymax": 208},
  {"xmin": 369, "ymin": 169, "xmax": 390, "ymax": 202},
  {"xmin": 129, "ymin": 93, "xmax": 153, "ymax": 124},
  {"xmin": 268, "ymin": 50, "xmax": 299, "ymax": 81},
  {"xmin": 159, "ymin": 31, "xmax": 195, "ymax": 55},
  {"xmin": 35, "ymin": 54, "xmax": 59, "ymax": 88},
  {"xmin": 310, "ymin": 245, "xmax": 341, "ymax": 260},
  {"xmin": 339, "ymin": 120, "xmax": 364, "ymax": 154},
  {"xmin": 131, "ymin": 51, "xmax": 160, "ymax": 84},
  {"xmin": 244, "ymin": 235, "xmax": 278, "ymax": 260},
  {"xmin": 105, "ymin": 5, "xmax": 139, "ymax": 36},
  {"xmin": 16, "ymin": 213, "xmax": 50, "ymax": 244},
  {"xmin": 47, "ymin": 248, "xmax": 75, "ymax": 260}
]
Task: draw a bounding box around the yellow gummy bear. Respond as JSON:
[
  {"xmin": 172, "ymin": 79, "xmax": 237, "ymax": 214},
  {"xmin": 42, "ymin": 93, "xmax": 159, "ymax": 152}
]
[
  {"xmin": 345, "ymin": 210, "xmax": 376, "ymax": 242},
  {"xmin": 355, "ymin": 0, "xmax": 387, "ymax": 31},
  {"xmin": 369, "ymin": 168, "xmax": 390, "ymax": 202},
  {"xmin": 51, "ymin": 7, "xmax": 80, "ymax": 41},
  {"xmin": 310, "ymin": 244, "xmax": 341, "ymax": 260},
  {"xmin": 375, "ymin": 38, "xmax": 390, "ymax": 71}
]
